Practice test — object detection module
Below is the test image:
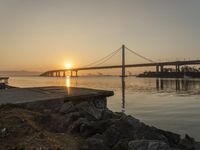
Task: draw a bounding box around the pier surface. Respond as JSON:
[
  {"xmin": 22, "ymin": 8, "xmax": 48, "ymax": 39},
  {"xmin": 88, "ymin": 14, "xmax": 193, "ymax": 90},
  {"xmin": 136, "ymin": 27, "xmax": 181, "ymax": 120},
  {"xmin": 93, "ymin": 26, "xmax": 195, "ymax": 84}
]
[{"xmin": 0, "ymin": 86, "xmax": 114, "ymax": 105}]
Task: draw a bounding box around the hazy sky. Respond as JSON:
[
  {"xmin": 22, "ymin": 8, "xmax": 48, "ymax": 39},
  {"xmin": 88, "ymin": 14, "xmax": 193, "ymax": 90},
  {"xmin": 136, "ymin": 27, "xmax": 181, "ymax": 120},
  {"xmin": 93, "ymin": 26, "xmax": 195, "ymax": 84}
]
[{"xmin": 1, "ymin": 0, "xmax": 200, "ymax": 72}]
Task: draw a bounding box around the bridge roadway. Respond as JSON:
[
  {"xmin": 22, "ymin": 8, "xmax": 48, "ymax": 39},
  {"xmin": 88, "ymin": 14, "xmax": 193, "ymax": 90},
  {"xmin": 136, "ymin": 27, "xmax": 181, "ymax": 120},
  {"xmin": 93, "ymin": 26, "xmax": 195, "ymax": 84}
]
[{"xmin": 41, "ymin": 60, "xmax": 200, "ymax": 77}]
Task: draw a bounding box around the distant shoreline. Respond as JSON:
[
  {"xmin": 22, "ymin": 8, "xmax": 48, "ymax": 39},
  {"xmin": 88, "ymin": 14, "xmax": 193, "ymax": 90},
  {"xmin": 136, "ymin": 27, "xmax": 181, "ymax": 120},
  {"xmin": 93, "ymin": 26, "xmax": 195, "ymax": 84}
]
[
  {"xmin": 0, "ymin": 71, "xmax": 41, "ymax": 77},
  {"xmin": 137, "ymin": 72, "xmax": 200, "ymax": 78}
]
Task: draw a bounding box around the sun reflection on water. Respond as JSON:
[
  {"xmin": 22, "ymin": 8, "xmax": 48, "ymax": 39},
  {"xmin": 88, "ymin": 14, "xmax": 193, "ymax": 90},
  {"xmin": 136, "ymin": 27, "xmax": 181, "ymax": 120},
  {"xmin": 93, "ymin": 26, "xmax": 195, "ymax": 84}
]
[{"xmin": 66, "ymin": 76, "xmax": 71, "ymax": 95}]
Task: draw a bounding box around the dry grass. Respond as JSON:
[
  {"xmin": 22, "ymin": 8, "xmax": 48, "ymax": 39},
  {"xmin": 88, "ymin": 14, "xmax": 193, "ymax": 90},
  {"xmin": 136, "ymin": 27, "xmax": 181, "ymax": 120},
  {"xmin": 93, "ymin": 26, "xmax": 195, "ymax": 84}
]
[{"xmin": 0, "ymin": 104, "xmax": 84, "ymax": 150}]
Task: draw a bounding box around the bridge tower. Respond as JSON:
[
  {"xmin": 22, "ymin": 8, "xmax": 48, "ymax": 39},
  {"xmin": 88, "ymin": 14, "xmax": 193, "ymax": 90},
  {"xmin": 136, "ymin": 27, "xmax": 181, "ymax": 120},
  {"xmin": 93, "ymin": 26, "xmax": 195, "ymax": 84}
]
[{"xmin": 122, "ymin": 44, "xmax": 126, "ymax": 77}]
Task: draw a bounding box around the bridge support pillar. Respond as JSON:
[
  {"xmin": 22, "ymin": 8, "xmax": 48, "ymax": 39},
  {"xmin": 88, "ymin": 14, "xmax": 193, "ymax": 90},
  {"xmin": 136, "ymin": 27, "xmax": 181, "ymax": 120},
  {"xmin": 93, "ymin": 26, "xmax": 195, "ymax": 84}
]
[
  {"xmin": 63, "ymin": 71, "xmax": 66, "ymax": 77},
  {"xmin": 156, "ymin": 65, "xmax": 159, "ymax": 73},
  {"xmin": 75, "ymin": 70, "xmax": 78, "ymax": 77},
  {"xmin": 121, "ymin": 44, "xmax": 126, "ymax": 77},
  {"xmin": 70, "ymin": 70, "xmax": 73, "ymax": 77},
  {"xmin": 160, "ymin": 65, "xmax": 164, "ymax": 73}
]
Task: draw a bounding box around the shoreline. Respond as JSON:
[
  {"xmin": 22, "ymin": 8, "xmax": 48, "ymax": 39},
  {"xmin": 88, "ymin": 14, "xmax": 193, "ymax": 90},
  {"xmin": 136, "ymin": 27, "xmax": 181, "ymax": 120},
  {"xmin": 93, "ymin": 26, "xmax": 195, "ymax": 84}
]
[
  {"xmin": 137, "ymin": 72, "xmax": 200, "ymax": 78},
  {"xmin": 0, "ymin": 86, "xmax": 199, "ymax": 150},
  {"xmin": 0, "ymin": 103, "xmax": 198, "ymax": 150}
]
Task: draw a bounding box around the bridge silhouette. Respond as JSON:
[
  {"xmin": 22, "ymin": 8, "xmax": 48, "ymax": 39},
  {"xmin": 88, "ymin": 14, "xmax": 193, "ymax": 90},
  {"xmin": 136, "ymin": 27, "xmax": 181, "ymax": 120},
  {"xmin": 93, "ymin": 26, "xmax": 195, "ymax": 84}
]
[{"xmin": 40, "ymin": 45, "xmax": 200, "ymax": 77}]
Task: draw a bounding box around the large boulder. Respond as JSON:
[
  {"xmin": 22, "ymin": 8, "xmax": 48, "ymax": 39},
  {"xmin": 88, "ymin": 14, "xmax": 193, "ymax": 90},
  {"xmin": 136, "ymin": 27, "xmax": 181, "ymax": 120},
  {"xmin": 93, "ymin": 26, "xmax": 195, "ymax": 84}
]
[
  {"xmin": 67, "ymin": 117, "xmax": 89, "ymax": 133},
  {"xmin": 75, "ymin": 101, "xmax": 103, "ymax": 120},
  {"xmin": 80, "ymin": 118, "xmax": 119, "ymax": 137},
  {"xmin": 134, "ymin": 125, "xmax": 180, "ymax": 147},
  {"xmin": 101, "ymin": 109, "xmax": 125, "ymax": 120},
  {"xmin": 128, "ymin": 140, "xmax": 170, "ymax": 150},
  {"xmin": 63, "ymin": 111, "xmax": 84, "ymax": 129},
  {"xmin": 178, "ymin": 134, "xmax": 195, "ymax": 150},
  {"xmin": 112, "ymin": 139, "xmax": 129, "ymax": 150},
  {"xmin": 102, "ymin": 116, "xmax": 140, "ymax": 147},
  {"xmin": 59, "ymin": 101, "xmax": 75, "ymax": 114},
  {"xmin": 86, "ymin": 135, "xmax": 109, "ymax": 150}
]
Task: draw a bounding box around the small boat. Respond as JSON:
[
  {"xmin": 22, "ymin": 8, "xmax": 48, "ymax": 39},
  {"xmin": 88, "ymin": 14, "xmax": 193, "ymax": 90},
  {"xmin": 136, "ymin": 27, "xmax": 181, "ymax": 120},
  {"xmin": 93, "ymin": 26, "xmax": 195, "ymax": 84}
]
[{"xmin": 0, "ymin": 77, "xmax": 9, "ymax": 89}]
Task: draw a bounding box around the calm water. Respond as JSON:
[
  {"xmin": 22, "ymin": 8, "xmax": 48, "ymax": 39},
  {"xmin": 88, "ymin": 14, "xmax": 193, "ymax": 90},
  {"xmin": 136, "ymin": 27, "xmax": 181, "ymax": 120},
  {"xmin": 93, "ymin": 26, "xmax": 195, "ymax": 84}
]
[{"xmin": 9, "ymin": 76, "xmax": 200, "ymax": 140}]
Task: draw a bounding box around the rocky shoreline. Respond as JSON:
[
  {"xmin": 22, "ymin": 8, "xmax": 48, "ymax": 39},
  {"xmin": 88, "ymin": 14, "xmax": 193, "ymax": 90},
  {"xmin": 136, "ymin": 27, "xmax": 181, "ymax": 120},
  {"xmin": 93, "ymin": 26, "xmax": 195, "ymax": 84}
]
[{"xmin": 0, "ymin": 100, "xmax": 199, "ymax": 150}]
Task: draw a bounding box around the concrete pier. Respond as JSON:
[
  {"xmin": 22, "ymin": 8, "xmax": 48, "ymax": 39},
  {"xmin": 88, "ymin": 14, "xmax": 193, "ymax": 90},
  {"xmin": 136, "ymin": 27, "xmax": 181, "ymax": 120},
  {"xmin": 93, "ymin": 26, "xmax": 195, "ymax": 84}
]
[{"xmin": 0, "ymin": 86, "xmax": 114, "ymax": 110}]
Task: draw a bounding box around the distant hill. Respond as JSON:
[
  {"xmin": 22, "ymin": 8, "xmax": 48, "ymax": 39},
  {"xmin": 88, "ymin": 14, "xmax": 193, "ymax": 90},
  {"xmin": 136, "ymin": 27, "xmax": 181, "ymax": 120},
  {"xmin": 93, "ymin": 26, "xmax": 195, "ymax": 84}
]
[{"xmin": 0, "ymin": 71, "xmax": 41, "ymax": 77}]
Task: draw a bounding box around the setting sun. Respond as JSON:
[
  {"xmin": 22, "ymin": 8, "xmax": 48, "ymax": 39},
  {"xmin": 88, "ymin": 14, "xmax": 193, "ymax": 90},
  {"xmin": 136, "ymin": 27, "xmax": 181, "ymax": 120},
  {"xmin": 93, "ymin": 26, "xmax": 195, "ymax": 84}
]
[{"xmin": 64, "ymin": 63, "xmax": 72, "ymax": 69}]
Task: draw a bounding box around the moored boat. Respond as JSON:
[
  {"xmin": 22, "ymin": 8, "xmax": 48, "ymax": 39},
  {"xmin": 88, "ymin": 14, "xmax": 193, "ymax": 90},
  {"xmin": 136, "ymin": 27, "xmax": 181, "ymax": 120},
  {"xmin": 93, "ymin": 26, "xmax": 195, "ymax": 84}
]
[{"xmin": 0, "ymin": 77, "xmax": 9, "ymax": 89}]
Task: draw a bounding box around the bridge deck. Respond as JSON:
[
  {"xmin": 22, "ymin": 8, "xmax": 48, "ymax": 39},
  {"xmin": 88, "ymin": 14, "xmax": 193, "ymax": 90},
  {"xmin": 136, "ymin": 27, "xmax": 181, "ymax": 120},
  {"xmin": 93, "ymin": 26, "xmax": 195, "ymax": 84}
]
[{"xmin": 41, "ymin": 60, "xmax": 200, "ymax": 76}]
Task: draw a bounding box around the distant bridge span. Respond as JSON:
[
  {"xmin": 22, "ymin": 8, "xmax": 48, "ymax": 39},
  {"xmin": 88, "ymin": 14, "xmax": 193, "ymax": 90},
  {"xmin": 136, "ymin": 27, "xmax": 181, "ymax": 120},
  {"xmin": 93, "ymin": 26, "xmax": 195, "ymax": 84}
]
[{"xmin": 40, "ymin": 59, "xmax": 200, "ymax": 77}]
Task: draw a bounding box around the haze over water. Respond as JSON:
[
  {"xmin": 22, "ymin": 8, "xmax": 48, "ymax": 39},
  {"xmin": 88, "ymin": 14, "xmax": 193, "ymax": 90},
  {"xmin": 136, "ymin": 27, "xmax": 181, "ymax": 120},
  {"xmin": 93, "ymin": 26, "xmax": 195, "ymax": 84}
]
[{"xmin": 9, "ymin": 76, "xmax": 200, "ymax": 140}]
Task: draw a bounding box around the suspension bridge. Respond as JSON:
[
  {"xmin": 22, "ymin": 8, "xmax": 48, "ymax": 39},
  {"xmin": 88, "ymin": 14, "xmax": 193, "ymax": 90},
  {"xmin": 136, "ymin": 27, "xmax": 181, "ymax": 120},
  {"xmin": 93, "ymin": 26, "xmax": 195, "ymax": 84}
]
[{"xmin": 40, "ymin": 45, "xmax": 200, "ymax": 77}]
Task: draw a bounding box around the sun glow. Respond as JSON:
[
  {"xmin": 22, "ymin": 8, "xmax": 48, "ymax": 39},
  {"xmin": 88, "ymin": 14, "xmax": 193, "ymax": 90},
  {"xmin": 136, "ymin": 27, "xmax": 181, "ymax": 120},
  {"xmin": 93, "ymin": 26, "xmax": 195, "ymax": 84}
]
[{"xmin": 64, "ymin": 63, "xmax": 72, "ymax": 69}]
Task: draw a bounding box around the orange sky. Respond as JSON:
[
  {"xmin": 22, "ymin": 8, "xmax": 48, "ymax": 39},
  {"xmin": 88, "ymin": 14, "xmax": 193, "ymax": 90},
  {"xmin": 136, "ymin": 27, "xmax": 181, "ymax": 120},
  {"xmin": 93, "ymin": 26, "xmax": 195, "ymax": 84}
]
[{"xmin": 1, "ymin": 0, "xmax": 200, "ymax": 74}]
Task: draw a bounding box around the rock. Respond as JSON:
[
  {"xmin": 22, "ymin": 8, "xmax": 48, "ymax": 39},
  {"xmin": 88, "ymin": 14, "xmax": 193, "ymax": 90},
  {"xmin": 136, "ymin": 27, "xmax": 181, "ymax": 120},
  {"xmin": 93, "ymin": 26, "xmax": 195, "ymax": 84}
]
[
  {"xmin": 124, "ymin": 115, "xmax": 141, "ymax": 129},
  {"xmin": 103, "ymin": 116, "xmax": 137, "ymax": 147},
  {"xmin": 80, "ymin": 122, "xmax": 97, "ymax": 137},
  {"xmin": 0, "ymin": 128, "xmax": 8, "ymax": 138},
  {"xmin": 102, "ymin": 115, "xmax": 180, "ymax": 148},
  {"xmin": 80, "ymin": 119, "xmax": 118, "ymax": 137},
  {"xmin": 68, "ymin": 117, "xmax": 89, "ymax": 133},
  {"xmin": 134, "ymin": 124, "xmax": 180, "ymax": 146},
  {"xmin": 178, "ymin": 134, "xmax": 195, "ymax": 150},
  {"xmin": 92, "ymin": 97, "xmax": 107, "ymax": 109},
  {"xmin": 86, "ymin": 136, "xmax": 109, "ymax": 150},
  {"xmin": 112, "ymin": 139, "xmax": 129, "ymax": 150},
  {"xmin": 128, "ymin": 140, "xmax": 170, "ymax": 150},
  {"xmin": 75, "ymin": 101, "xmax": 103, "ymax": 120},
  {"xmin": 63, "ymin": 111, "xmax": 84, "ymax": 128},
  {"xmin": 59, "ymin": 101, "xmax": 75, "ymax": 114},
  {"xmin": 195, "ymin": 142, "xmax": 200, "ymax": 150},
  {"xmin": 101, "ymin": 109, "xmax": 125, "ymax": 120},
  {"xmin": 154, "ymin": 128, "xmax": 181, "ymax": 147}
]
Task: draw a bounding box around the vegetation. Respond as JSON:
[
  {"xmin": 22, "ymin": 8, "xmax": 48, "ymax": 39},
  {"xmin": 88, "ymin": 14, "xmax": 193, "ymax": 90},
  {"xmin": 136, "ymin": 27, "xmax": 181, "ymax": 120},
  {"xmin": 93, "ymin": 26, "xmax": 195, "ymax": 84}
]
[{"xmin": 162, "ymin": 66, "xmax": 200, "ymax": 73}]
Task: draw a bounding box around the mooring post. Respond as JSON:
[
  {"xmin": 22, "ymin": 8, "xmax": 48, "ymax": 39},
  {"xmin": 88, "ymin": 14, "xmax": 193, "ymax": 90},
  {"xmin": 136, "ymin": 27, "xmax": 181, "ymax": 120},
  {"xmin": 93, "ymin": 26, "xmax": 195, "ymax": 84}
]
[{"xmin": 122, "ymin": 44, "xmax": 126, "ymax": 77}]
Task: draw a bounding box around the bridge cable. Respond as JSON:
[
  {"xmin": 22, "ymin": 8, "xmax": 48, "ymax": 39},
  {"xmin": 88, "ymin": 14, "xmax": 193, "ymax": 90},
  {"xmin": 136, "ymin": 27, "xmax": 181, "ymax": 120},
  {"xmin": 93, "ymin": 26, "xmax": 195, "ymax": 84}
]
[
  {"xmin": 81, "ymin": 47, "xmax": 121, "ymax": 67},
  {"xmin": 92, "ymin": 49, "xmax": 121, "ymax": 66},
  {"xmin": 125, "ymin": 46, "xmax": 155, "ymax": 63}
]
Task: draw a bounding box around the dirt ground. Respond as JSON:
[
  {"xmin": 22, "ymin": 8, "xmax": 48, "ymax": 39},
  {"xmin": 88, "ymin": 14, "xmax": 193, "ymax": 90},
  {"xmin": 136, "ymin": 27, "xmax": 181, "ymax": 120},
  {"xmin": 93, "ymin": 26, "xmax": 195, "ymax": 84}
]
[{"xmin": 0, "ymin": 104, "xmax": 84, "ymax": 150}]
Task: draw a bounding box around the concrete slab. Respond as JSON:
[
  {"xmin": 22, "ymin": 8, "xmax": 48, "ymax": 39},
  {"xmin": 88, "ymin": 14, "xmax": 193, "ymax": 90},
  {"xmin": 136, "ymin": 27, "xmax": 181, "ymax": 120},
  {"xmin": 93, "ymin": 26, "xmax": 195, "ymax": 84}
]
[{"xmin": 0, "ymin": 86, "xmax": 114, "ymax": 105}]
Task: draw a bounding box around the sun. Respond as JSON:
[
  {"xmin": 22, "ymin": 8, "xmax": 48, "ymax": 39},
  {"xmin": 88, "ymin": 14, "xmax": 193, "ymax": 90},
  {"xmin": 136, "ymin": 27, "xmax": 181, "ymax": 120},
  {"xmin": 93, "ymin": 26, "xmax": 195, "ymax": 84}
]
[{"xmin": 64, "ymin": 63, "xmax": 72, "ymax": 69}]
